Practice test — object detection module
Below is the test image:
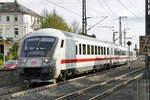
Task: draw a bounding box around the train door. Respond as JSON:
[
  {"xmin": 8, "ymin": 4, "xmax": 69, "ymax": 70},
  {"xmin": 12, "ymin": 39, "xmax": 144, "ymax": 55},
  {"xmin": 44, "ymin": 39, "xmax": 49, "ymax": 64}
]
[
  {"xmin": 106, "ymin": 47, "xmax": 112, "ymax": 67},
  {"xmin": 110, "ymin": 47, "xmax": 113, "ymax": 66},
  {"xmin": 105, "ymin": 47, "xmax": 109, "ymax": 66},
  {"xmin": 65, "ymin": 39, "xmax": 76, "ymax": 69}
]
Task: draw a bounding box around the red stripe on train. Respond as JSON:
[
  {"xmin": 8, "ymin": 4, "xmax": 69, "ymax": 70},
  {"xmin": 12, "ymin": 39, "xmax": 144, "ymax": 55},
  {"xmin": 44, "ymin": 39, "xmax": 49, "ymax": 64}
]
[{"xmin": 61, "ymin": 57, "xmax": 129, "ymax": 64}]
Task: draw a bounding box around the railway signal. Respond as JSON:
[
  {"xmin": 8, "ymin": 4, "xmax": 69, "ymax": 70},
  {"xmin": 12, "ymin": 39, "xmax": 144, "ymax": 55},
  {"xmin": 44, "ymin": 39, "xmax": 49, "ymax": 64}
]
[
  {"xmin": 127, "ymin": 41, "xmax": 132, "ymax": 69},
  {"xmin": 127, "ymin": 41, "xmax": 132, "ymax": 46}
]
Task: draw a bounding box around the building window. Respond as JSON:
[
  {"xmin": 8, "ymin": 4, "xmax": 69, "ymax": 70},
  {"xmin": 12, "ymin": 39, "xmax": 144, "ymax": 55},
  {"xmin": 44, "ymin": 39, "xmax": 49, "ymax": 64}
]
[
  {"xmin": 0, "ymin": 45, "xmax": 4, "ymax": 54},
  {"xmin": 14, "ymin": 16, "xmax": 18, "ymax": 22},
  {"xmin": 14, "ymin": 28, "xmax": 19, "ymax": 37},
  {"xmin": 7, "ymin": 16, "xmax": 10, "ymax": 22}
]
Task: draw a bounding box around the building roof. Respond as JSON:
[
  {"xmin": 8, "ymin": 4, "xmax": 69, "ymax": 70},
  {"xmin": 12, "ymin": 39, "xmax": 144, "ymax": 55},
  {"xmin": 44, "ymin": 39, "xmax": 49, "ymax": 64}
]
[{"xmin": 0, "ymin": 1, "xmax": 41, "ymax": 17}]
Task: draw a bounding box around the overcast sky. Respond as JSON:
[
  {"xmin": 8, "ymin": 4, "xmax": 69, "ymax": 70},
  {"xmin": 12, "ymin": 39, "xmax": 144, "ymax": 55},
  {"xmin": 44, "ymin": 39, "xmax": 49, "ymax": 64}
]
[{"xmin": 1, "ymin": 0, "xmax": 145, "ymax": 49}]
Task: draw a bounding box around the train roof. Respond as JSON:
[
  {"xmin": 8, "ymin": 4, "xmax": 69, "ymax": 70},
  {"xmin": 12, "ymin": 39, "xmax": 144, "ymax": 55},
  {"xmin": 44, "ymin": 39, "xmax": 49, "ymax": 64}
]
[{"xmin": 25, "ymin": 28, "xmax": 128, "ymax": 49}]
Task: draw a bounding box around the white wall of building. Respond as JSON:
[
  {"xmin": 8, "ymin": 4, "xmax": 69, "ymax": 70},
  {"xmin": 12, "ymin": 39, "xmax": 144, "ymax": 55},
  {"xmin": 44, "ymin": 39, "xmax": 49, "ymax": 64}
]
[{"xmin": 0, "ymin": 13, "xmax": 38, "ymax": 41}]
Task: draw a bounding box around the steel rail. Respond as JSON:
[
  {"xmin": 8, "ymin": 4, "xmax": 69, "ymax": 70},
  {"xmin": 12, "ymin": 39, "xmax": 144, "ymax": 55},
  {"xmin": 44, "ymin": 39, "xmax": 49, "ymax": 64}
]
[
  {"xmin": 0, "ymin": 64, "xmax": 133, "ymax": 99},
  {"xmin": 55, "ymin": 68, "xmax": 143, "ymax": 100}
]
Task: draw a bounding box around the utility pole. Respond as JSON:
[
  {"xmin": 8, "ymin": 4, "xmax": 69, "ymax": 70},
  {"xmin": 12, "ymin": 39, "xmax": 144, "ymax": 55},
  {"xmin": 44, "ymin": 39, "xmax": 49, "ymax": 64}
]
[
  {"xmin": 145, "ymin": 0, "xmax": 150, "ymax": 81},
  {"xmin": 119, "ymin": 17, "xmax": 122, "ymax": 46},
  {"xmin": 82, "ymin": 0, "xmax": 87, "ymax": 35},
  {"xmin": 119, "ymin": 16, "xmax": 127, "ymax": 46},
  {"xmin": 145, "ymin": 0, "xmax": 150, "ymax": 99},
  {"xmin": 113, "ymin": 31, "xmax": 118, "ymax": 44},
  {"xmin": 138, "ymin": 0, "xmax": 150, "ymax": 99},
  {"xmin": 124, "ymin": 29, "xmax": 126, "ymax": 47}
]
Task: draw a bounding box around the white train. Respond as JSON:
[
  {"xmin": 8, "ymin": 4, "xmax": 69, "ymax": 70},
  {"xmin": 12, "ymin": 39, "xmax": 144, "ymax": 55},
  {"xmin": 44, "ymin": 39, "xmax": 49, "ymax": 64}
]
[{"xmin": 18, "ymin": 28, "xmax": 136, "ymax": 82}]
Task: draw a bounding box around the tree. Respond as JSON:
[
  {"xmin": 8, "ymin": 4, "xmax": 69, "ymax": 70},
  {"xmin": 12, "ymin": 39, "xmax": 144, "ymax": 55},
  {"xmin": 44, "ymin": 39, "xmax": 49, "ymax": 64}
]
[
  {"xmin": 7, "ymin": 43, "xmax": 20, "ymax": 60},
  {"xmin": 32, "ymin": 9, "xmax": 72, "ymax": 32},
  {"xmin": 71, "ymin": 20, "xmax": 82, "ymax": 33}
]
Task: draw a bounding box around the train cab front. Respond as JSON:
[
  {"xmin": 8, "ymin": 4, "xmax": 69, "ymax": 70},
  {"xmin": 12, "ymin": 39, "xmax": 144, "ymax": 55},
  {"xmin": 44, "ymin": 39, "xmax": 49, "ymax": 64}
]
[{"xmin": 18, "ymin": 36, "xmax": 57, "ymax": 82}]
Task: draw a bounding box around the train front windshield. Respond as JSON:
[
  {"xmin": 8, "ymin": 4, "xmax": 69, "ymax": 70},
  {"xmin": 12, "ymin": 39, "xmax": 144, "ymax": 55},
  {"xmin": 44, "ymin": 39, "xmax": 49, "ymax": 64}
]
[{"xmin": 24, "ymin": 36, "xmax": 56, "ymax": 57}]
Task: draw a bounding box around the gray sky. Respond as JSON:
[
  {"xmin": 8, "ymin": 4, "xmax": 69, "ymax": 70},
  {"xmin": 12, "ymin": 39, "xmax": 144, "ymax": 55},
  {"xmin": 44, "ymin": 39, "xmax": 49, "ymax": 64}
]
[{"xmin": 1, "ymin": 0, "xmax": 145, "ymax": 48}]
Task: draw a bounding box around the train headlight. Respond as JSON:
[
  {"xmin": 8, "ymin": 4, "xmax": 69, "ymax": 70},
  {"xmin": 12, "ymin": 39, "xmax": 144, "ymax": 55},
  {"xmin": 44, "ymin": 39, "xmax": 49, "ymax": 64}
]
[
  {"xmin": 18, "ymin": 58, "xmax": 27, "ymax": 67},
  {"xmin": 44, "ymin": 58, "xmax": 49, "ymax": 63},
  {"xmin": 23, "ymin": 59, "xmax": 27, "ymax": 62},
  {"xmin": 43, "ymin": 58, "xmax": 55, "ymax": 67}
]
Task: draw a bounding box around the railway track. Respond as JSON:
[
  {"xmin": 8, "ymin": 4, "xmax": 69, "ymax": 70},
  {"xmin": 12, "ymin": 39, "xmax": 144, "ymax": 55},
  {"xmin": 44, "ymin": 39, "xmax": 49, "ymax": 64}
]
[
  {"xmin": 0, "ymin": 62, "xmax": 144, "ymax": 100},
  {"xmin": 0, "ymin": 68, "xmax": 23, "ymax": 89},
  {"xmin": 0, "ymin": 64, "xmax": 128, "ymax": 98},
  {"xmin": 0, "ymin": 84, "xmax": 27, "ymax": 96},
  {"xmin": 55, "ymin": 68, "xmax": 143, "ymax": 100}
]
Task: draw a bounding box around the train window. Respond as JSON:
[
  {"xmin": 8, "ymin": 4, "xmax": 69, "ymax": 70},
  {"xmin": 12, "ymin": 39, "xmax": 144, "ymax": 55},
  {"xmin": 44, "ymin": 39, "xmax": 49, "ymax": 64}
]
[
  {"xmin": 114, "ymin": 49, "xmax": 118, "ymax": 55},
  {"xmin": 87, "ymin": 45, "xmax": 90, "ymax": 55},
  {"xmin": 125, "ymin": 51, "xmax": 126, "ymax": 55},
  {"xmin": 118, "ymin": 50, "xmax": 120, "ymax": 55},
  {"xmin": 98, "ymin": 46, "xmax": 100, "ymax": 55},
  {"xmin": 61, "ymin": 40, "xmax": 64, "ymax": 48},
  {"xmin": 95, "ymin": 46, "xmax": 97, "ymax": 55},
  {"xmin": 83, "ymin": 44, "xmax": 86, "ymax": 55},
  {"xmin": 91, "ymin": 45, "xmax": 94, "ymax": 55},
  {"xmin": 130, "ymin": 52, "xmax": 133, "ymax": 56},
  {"xmin": 119, "ymin": 50, "xmax": 121, "ymax": 55},
  {"xmin": 79, "ymin": 44, "xmax": 82, "ymax": 55},
  {"xmin": 24, "ymin": 36, "xmax": 56, "ymax": 57},
  {"xmin": 25, "ymin": 37, "xmax": 55, "ymax": 51},
  {"xmin": 107, "ymin": 48, "xmax": 109, "ymax": 55},
  {"xmin": 104, "ymin": 47, "xmax": 106, "ymax": 55},
  {"xmin": 76, "ymin": 45, "xmax": 78, "ymax": 55},
  {"xmin": 101, "ymin": 47, "xmax": 103, "ymax": 55},
  {"xmin": 111, "ymin": 48, "xmax": 113, "ymax": 55}
]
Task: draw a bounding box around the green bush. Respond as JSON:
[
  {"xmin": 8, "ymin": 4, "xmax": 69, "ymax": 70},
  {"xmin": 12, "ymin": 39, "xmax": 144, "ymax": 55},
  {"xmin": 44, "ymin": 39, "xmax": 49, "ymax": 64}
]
[
  {"xmin": 0, "ymin": 53, "xmax": 3, "ymax": 60},
  {"xmin": 0, "ymin": 60, "xmax": 4, "ymax": 69},
  {"xmin": 12, "ymin": 44, "xmax": 19, "ymax": 60}
]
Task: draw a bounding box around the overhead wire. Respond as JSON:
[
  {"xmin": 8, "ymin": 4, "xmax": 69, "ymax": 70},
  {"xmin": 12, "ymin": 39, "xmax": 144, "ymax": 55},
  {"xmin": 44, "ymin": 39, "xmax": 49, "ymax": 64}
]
[
  {"xmin": 116, "ymin": 0, "xmax": 144, "ymax": 24},
  {"xmin": 95, "ymin": 0, "xmax": 118, "ymax": 20},
  {"xmin": 78, "ymin": 0, "xmax": 81, "ymax": 3},
  {"xmin": 87, "ymin": 16, "xmax": 108, "ymax": 31},
  {"xmin": 45, "ymin": 0, "xmax": 107, "ymax": 29},
  {"xmin": 45, "ymin": 0, "xmax": 81, "ymax": 17},
  {"xmin": 102, "ymin": 0, "xmax": 118, "ymax": 17},
  {"xmin": 127, "ymin": 0, "xmax": 144, "ymax": 16}
]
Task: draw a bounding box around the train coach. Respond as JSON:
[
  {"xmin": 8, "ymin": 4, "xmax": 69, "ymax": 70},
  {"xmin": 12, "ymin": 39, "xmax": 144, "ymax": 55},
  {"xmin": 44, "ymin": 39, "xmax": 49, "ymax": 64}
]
[{"xmin": 18, "ymin": 28, "xmax": 136, "ymax": 82}]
